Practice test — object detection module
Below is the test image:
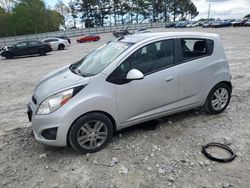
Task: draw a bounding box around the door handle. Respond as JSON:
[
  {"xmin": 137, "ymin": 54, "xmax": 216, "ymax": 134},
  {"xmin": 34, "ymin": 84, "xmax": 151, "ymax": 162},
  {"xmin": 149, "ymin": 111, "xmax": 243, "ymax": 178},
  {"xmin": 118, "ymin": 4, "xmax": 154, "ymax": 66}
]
[{"xmin": 165, "ymin": 76, "xmax": 174, "ymax": 82}]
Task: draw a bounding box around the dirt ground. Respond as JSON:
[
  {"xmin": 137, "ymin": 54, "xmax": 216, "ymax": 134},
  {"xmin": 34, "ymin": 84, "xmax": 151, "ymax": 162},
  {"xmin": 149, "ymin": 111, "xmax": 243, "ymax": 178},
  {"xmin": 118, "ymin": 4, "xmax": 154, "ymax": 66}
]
[{"xmin": 0, "ymin": 27, "xmax": 250, "ymax": 188}]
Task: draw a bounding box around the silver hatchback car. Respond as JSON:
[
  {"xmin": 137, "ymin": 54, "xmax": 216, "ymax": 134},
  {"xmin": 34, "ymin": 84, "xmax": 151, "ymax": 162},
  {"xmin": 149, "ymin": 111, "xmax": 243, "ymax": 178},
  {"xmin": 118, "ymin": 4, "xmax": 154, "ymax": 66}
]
[{"xmin": 28, "ymin": 32, "xmax": 232, "ymax": 153}]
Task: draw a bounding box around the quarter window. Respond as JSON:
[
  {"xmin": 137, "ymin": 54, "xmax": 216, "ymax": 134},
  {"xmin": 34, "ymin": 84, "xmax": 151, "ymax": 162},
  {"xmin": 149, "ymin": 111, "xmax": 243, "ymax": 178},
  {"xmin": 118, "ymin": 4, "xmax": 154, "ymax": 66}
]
[
  {"xmin": 181, "ymin": 39, "xmax": 212, "ymax": 61},
  {"xmin": 28, "ymin": 41, "xmax": 40, "ymax": 46}
]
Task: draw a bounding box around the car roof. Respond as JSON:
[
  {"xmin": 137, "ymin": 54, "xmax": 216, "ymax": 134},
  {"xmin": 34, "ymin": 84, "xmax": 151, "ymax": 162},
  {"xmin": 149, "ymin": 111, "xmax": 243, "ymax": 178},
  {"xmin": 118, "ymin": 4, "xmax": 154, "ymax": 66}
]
[
  {"xmin": 120, "ymin": 32, "xmax": 220, "ymax": 43},
  {"xmin": 17, "ymin": 40, "xmax": 40, "ymax": 43},
  {"xmin": 43, "ymin": 38, "xmax": 61, "ymax": 40}
]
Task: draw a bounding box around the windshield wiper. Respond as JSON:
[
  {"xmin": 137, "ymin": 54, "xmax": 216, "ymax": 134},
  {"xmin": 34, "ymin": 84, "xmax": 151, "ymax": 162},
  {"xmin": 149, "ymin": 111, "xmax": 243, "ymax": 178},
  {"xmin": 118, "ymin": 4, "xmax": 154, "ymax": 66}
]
[
  {"xmin": 69, "ymin": 63, "xmax": 87, "ymax": 77},
  {"xmin": 75, "ymin": 68, "xmax": 86, "ymax": 77}
]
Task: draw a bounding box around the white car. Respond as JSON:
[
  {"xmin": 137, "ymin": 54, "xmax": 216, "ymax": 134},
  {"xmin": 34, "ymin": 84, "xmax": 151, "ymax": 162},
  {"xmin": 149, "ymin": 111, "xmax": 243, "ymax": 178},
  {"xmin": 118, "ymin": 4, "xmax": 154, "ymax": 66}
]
[{"xmin": 41, "ymin": 38, "xmax": 70, "ymax": 50}]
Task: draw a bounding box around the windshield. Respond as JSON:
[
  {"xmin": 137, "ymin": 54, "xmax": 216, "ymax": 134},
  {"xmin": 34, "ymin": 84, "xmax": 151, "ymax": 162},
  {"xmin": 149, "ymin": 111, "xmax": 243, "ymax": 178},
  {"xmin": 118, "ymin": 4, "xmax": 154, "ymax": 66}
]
[{"xmin": 72, "ymin": 41, "xmax": 132, "ymax": 76}]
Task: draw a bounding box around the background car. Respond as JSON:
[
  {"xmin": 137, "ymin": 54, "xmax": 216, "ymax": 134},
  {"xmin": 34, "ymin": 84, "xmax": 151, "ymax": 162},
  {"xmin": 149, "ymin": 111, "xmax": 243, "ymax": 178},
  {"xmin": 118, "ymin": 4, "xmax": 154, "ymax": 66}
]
[
  {"xmin": 113, "ymin": 26, "xmax": 130, "ymax": 38},
  {"xmin": 174, "ymin": 21, "xmax": 188, "ymax": 28},
  {"xmin": 202, "ymin": 21, "xmax": 213, "ymax": 28},
  {"xmin": 165, "ymin": 22, "xmax": 175, "ymax": 28},
  {"xmin": 244, "ymin": 19, "xmax": 250, "ymax": 26},
  {"xmin": 56, "ymin": 36, "xmax": 71, "ymax": 44},
  {"xmin": 210, "ymin": 21, "xmax": 223, "ymax": 28},
  {"xmin": 221, "ymin": 19, "xmax": 232, "ymax": 27},
  {"xmin": 232, "ymin": 19, "xmax": 248, "ymax": 27},
  {"xmin": 1, "ymin": 41, "xmax": 51, "ymax": 59},
  {"xmin": 76, "ymin": 34, "xmax": 100, "ymax": 43},
  {"xmin": 41, "ymin": 38, "xmax": 70, "ymax": 50}
]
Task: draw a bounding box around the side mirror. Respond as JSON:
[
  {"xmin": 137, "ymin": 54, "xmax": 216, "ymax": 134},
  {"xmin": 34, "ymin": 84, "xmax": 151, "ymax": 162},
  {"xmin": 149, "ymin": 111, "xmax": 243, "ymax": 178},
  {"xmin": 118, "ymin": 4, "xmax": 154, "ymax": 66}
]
[{"xmin": 126, "ymin": 69, "xmax": 144, "ymax": 80}]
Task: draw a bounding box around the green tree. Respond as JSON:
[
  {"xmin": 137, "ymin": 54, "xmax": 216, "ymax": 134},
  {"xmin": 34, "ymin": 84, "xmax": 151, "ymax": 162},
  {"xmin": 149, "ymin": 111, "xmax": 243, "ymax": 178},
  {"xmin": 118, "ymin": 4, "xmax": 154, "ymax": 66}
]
[
  {"xmin": 0, "ymin": 0, "xmax": 64, "ymax": 36},
  {"xmin": 0, "ymin": 7, "xmax": 7, "ymax": 36},
  {"xmin": 69, "ymin": 0, "xmax": 78, "ymax": 28},
  {"xmin": 70, "ymin": 0, "xmax": 199, "ymax": 27},
  {"xmin": 55, "ymin": 0, "xmax": 70, "ymax": 29},
  {"xmin": 167, "ymin": 0, "xmax": 198, "ymax": 21},
  {"xmin": 244, "ymin": 14, "xmax": 250, "ymax": 19}
]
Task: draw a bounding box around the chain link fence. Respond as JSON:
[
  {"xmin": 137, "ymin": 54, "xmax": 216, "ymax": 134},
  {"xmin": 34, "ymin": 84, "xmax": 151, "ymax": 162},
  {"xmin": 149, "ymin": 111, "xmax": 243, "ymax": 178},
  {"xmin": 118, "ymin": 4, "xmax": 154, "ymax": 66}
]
[{"xmin": 0, "ymin": 22, "xmax": 166, "ymax": 47}]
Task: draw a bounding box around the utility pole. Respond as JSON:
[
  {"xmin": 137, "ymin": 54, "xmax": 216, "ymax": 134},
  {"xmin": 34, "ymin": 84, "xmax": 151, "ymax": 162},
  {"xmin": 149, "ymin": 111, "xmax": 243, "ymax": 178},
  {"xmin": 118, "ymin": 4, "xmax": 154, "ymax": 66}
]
[{"xmin": 208, "ymin": 1, "xmax": 211, "ymax": 19}]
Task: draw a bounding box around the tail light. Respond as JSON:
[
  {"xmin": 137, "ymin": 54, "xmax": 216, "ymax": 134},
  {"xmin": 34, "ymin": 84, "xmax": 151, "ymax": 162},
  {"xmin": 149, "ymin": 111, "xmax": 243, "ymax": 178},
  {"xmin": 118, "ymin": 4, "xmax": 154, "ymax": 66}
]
[{"xmin": 47, "ymin": 44, "xmax": 51, "ymax": 48}]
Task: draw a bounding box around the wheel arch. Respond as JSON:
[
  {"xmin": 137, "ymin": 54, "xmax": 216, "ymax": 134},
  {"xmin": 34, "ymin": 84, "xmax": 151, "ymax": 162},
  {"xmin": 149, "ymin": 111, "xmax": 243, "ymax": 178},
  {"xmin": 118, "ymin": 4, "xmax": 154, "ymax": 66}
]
[
  {"xmin": 220, "ymin": 81, "xmax": 232, "ymax": 93},
  {"xmin": 38, "ymin": 48, "xmax": 46, "ymax": 53},
  {"xmin": 66, "ymin": 110, "xmax": 117, "ymax": 146},
  {"xmin": 58, "ymin": 43, "xmax": 65, "ymax": 49}
]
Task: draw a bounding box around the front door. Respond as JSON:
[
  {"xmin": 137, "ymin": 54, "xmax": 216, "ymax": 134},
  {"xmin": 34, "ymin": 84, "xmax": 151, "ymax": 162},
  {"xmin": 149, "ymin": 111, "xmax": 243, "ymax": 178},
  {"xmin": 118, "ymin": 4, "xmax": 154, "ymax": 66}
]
[
  {"xmin": 13, "ymin": 42, "xmax": 28, "ymax": 56},
  {"xmin": 110, "ymin": 39, "xmax": 180, "ymax": 125}
]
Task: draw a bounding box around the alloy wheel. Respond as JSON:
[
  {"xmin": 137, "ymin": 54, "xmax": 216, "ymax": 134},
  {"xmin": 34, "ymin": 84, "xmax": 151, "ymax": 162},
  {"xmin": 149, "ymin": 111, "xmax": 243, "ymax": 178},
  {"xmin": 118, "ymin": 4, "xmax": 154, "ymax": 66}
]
[
  {"xmin": 77, "ymin": 120, "xmax": 108, "ymax": 149},
  {"xmin": 211, "ymin": 88, "xmax": 229, "ymax": 111}
]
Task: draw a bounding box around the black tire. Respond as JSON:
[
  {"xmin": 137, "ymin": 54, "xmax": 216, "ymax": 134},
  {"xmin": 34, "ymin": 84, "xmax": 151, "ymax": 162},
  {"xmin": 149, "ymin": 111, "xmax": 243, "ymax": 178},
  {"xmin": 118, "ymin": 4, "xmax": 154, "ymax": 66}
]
[
  {"xmin": 58, "ymin": 44, "xmax": 65, "ymax": 50},
  {"xmin": 69, "ymin": 113, "xmax": 113, "ymax": 154},
  {"xmin": 38, "ymin": 49, "xmax": 46, "ymax": 56},
  {"xmin": 204, "ymin": 82, "xmax": 231, "ymax": 114},
  {"xmin": 5, "ymin": 52, "xmax": 13, "ymax": 59}
]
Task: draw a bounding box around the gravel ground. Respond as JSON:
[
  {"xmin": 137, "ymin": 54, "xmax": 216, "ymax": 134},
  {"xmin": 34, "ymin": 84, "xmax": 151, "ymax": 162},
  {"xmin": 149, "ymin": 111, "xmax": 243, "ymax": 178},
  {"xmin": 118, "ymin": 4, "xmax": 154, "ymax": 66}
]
[{"xmin": 0, "ymin": 27, "xmax": 250, "ymax": 188}]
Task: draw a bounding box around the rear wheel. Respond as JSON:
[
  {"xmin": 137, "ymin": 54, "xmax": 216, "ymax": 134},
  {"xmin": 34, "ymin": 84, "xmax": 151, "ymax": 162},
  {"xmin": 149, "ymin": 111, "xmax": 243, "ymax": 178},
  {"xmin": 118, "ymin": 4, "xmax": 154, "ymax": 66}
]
[
  {"xmin": 204, "ymin": 83, "xmax": 231, "ymax": 114},
  {"xmin": 58, "ymin": 44, "xmax": 65, "ymax": 50},
  {"xmin": 69, "ymin": 113, "xmax": 113, "ymax": 154},
  {"xmin": 38, "ymin": 49, "xmax": 46, "ymax": 56}
]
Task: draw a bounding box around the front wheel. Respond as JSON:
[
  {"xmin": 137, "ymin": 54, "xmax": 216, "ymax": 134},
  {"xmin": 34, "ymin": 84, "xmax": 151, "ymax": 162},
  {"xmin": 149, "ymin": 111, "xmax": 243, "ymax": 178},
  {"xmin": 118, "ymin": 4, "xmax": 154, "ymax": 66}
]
[
  {"xmin": 204, "ymin": 83, "xmax": 231, "ymax": 114},
  {"xmin": 69, "ymin": 113, "xmax": 113, "ymax": 154},
  {"xmin": 5, "ymin": 52, "xmax": 13, "ymax": 59}
]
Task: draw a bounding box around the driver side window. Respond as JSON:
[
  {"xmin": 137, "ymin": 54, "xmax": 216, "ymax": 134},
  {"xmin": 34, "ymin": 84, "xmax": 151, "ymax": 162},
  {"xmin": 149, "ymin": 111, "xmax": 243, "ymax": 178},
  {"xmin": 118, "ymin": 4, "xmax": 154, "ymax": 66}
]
[
  {"xmin": 107, "ymin": 39, "xmax": 175, "ymax": 85},
  {"xmin": 120, "ymin": 39, "xmax": 175, "ymax": 75},
  {"xmin": 15, "ymin": 42, "xmax": 27, "ymax": 48}
]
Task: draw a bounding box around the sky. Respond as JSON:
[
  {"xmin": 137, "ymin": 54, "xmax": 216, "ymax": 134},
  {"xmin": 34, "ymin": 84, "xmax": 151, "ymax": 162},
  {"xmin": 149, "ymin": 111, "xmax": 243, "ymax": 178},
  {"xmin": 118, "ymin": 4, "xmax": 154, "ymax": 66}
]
[
  {"xmin": 192, "ymin": 0, "xmax": 250, "ymax": 19},
  {"xmin": 44, "ymin": 0, "xmax": 250, "ymax": 20}
]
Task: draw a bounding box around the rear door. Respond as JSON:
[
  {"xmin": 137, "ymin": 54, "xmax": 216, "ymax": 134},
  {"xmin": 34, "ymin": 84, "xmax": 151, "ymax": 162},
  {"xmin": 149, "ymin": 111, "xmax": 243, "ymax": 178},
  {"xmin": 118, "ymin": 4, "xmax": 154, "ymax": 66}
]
[
  {"xmin": 107, "ymin": 39, "xmax": 180, "ymax": 125},
  {"xmin": 27, "ymin": 41, "xmax": 40, "ymax": 54},
  {"xmin": 49, "ymin": 39, "xmax": 59, "ymax": 49},
  {"xmin": 177, "ymin": 38, "xmax": 214, "ymax": 107}
]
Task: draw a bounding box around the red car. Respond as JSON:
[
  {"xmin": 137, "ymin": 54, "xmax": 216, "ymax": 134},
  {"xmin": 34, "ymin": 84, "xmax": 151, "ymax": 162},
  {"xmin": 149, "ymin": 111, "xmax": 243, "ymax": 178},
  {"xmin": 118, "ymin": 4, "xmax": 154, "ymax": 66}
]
[{"xmin": 77, "ymin": 35, "xmax": 100, "ymax": 43}]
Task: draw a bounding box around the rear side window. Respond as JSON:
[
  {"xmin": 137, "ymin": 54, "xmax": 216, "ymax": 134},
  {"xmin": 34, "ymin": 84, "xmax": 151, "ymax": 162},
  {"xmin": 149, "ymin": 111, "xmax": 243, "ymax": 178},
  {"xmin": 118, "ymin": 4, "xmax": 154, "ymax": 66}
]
[
  {"xmin": 28, "ymin": 41, "xmax": 40, "ymax": 46},
  {"xmin": 44, "ymin": 39, "xmax": 58, "ymax": 42},
  {"xmin": 50, "ymin": 39, "xmax": 59, "ymax": 42},
  {"xmin": 181, "ymin": 38, "xmax": 214, "ymax": 61}
]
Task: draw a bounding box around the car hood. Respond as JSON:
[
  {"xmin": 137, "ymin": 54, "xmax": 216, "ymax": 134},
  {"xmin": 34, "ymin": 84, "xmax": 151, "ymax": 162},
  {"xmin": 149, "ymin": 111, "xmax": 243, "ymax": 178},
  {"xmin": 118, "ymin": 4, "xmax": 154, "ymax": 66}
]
[{"xmin": 33, "ymin": 66, "xmax": 90, "ymax": 104}]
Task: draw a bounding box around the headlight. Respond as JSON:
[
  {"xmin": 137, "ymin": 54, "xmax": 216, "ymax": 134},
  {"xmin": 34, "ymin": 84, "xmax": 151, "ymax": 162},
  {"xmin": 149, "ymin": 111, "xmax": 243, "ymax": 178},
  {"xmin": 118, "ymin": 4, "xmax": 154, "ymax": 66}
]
[{"xmin": 37, "ymin": 89, "xmax": 74, "ymax": 115}]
